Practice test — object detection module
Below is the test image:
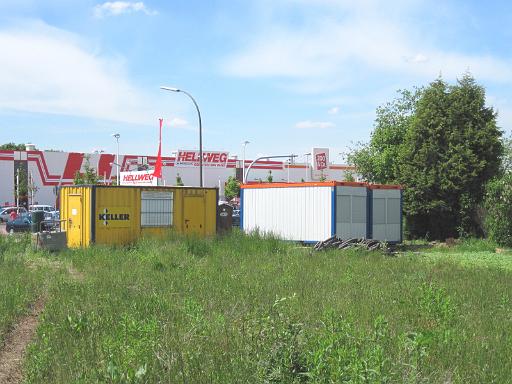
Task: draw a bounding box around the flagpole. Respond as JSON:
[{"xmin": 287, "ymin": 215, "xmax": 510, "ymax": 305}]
[{"xmin": 152, "ymin": 118, "xmax": 164, "ymax": 179}]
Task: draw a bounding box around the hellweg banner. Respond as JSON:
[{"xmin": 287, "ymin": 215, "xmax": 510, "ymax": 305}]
[{"xmin": 175, "ymin": 150, "xmax": 229, "ymax": 168}]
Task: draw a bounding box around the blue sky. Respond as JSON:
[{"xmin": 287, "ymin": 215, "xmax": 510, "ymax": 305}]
[{"xmin": 0, "ymin": 0, "xmax": 511, "ymax": 161}]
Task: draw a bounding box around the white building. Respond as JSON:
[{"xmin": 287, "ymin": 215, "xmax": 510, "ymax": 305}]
[{"xmin": 0, "ymin": 148, "xmax": 356, "ymax": 207}]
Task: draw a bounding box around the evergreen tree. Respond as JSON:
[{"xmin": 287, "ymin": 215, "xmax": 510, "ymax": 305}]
[
  {"xmin": 398, "ymin": 75, "xmax": 502, "ymax": 238},
  {"xmin": 350, "ymin": 74, "xmax": 502, "ymax": 239}
]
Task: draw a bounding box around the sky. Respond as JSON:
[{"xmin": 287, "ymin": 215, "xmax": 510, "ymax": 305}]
[{"xmin": 0, "ymin": 0, "xmax": 511, "ymax": 162}]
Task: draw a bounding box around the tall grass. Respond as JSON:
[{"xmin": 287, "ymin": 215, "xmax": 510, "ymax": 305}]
[
  {"xmin": 18, "ymin": 232, "xmax": 512, "ymax": 383},
  {"xmin": 0, "ymin": 235, "xmax": 50, "ymax": 345}
]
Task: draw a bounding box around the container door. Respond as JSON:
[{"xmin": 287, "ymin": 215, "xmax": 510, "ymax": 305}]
[
  {"xmin": 67, "ymin": 195, "xmax": 83, "ymax": 247},
  {"xmin": 183, "ymin": 195, "xmax": 205, "ymax": 235}
]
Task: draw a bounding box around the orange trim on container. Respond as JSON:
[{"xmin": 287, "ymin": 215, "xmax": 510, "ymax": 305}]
[
  {"xmin": 329, "ymin": 165, "xmax": 356, "ymax": 170},
  {"xmin": 368, "ymin": 184, "xmax": 402, "ymax": 190},
  {"xmin": 241, "ymin": 181, "xmax": 368, "ymax": 189}
]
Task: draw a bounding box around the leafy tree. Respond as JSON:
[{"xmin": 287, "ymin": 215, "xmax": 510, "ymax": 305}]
[
  {"xmin": 343, "ymin": 170, "xmax": 355, "ymax": 182},
  {"xmin": 73, "ymin": 171, "xmax": 82, "ymax": 185},
  {"xmin": 350, "ymin": 74, "xmax": 502, "ymax": 239},
  {"xmin": 266, "ymin": 170, "xmax": 273, "ymax": 183},
  {"xmin": 224, "ymin": 176, "xmax": 240, "ymax": 200},
  {"xmin": 1, "ymin": 143, "xmax": 28, "ymax": 150},
  {"xmin": 502, "ymin": 134, "xmax": 512, "ymax": 173},
  {"xmin": 73, "ymin": 156, "xmax": 99, "ymax": 185},
  {"xmin": 175, "ymin": 173, "xmax": 184, "ymax": 186},
  {"xmin": 484, "ymin": 173, "xmax": 512, "ymax": 246},
  {"xmin": 347, "ymin": 88, "xmax": 423, "ymax": 184}
]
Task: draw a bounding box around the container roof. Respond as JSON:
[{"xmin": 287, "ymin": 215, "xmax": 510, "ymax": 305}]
[{"xmin": 241, "ymin": 181, "xmax": 401, "ymax": 189}]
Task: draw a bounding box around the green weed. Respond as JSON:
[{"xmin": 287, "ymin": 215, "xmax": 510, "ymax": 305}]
[{"xmin": 8, "ymin": 233, "xmax": 511, "ymax": 383}]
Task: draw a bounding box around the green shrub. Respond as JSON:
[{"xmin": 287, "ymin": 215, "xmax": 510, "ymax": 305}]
[{"xmin": 484, "ymin": 174, "xmax": 512, "ymax": 247}]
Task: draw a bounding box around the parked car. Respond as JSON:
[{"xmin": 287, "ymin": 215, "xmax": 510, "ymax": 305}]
[
  {"xmin": 43, "ymin": 211, "xmax": 61, "ymax": 231},
  {"xmin": 6, "ymin": 213, "xmax": 32, "ymax": 232},
  {"xmin": 29, "ymin": 204, "xmax": 56, "ymax": 213},
  {"xmin": 0, "ymin": 207, "xmax": 28, "ymax": 223},
  {"xmin": 232, "ymin": 209, "xmax": 240, "ymax": 227}
]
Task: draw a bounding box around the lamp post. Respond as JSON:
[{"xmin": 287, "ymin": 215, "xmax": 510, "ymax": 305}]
[
  {"xmin": 160, "ymin": 86, "xmax": 203, "ymax": 187},
  {"xmin": 244, "ymin": 155, "xmax": 298, "ymax": 183},
  {"xmin": 242, "ymin": 140, "xmax": 250, "ymax": 184},
  {"xmin": 111, "ymin": 133, "xmax": 120, "ymax": 185},
  {"xmin": 304, "ymin": 153, "xmax": 311, "ymax": 181}
]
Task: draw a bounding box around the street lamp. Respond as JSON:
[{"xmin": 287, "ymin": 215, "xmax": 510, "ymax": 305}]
[
  {"xmin": 242, "ymin": 140, "xmax": 250, "ymax": 184},
  {"xmin": 160, "ymin": 86, "xmax": 203, "ymax": 187},
  {"xmin": 244, "ymin": 155, "xmax": 298, "ymax": 183},
  {"xmin": 304, "ymin": 153, "xmax": 311, "ymax": 181},
  {"xmin": 111, "ymin": 133, "xmax": 120, "ymax": 185}
]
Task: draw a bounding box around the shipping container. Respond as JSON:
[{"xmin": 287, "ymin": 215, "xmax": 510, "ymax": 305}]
[
  {"xmin": 241, "ymin": 181, "xmax": 370, "ymax": 243},
  {"xmin": 369, "ymin": 184, "xmax": 402, "ymax": 243},
  {"xmin": 60, "ymin": 185, "xmax": 217, "ymax": 247},
  {"xmin": 241, "ymin": 181, "xmax": 402, "ymax": 243}
]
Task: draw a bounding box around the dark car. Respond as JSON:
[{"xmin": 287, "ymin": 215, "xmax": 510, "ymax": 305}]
[
  {"xmin": 232, "ymin": 209, "xmax": 240, "ymax": 227},
  {"xmin": 6, "ymin": 213, "xmax": 32, "ymax": 233}
]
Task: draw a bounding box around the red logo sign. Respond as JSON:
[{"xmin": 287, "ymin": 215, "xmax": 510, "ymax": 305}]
[{"xmin": 315, "ymin": 153, "xmax": 327, "ymax": 170}]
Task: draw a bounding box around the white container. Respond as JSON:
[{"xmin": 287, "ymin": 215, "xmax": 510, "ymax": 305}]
[{"xmin": 241, "ymin": 181, "xmax": 369, "ymax": 243}]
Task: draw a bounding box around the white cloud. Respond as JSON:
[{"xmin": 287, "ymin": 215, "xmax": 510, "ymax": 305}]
[
  {"xmin": 328, "ymin": 106, "xmax": 339, "ymax": 115},
  {"xmin": 168, "ymin": 117, "xmax": 188, "ymax": 127},
  {"xmin": 94, "ymin": 1, "xmax": 157, "ymax": 18},
  {"xmin": 222, "ymin": 2, "xmax": 512, "ymax": 88},
  {"xmin": 406, "ymin": 53, "xmax": 429, "ymax": 64},
  {"xmin": 0, "ymin": 21, "xmax": 162, "ymax": 125},
  {"xmin": 295, "ymin": 120, "xmax": 335, "ymax": 129}
]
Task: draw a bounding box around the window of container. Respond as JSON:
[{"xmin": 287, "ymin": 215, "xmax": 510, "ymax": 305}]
[{"xmin": 141, "ymin": 191, "xmax": 173, "ymax": 227}]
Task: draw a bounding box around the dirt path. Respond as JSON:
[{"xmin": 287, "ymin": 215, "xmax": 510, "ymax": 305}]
[
  {"xmin": 0, "ymin": 259, "xmax": 84, "ymax": 383},
  {"xmin": 0, "ymin": 296, "xmax": 46, "ymax": 384}
]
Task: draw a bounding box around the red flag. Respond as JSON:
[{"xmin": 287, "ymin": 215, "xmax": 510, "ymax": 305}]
[{"xmin": 152, "ymin": 118, "xmax": 163, "ymax": 178}]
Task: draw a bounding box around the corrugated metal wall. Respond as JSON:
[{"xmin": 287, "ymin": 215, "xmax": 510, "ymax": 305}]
[
  {"xmin": 242, "ymin": 186, "xmax": 332, "ymax": 242},
  {"xmin": 61, "ymin": 186, "xmax": 218, "ymax": 247},
  {"xmin": 371, "ymin": 189, "xmax": 402, "ymax": 242},
  {"xmin": 335, "ymin": 186, "xmax": 368, "ymax": 239}
]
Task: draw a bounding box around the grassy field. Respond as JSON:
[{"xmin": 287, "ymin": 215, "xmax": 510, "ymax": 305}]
[
  {"xmin": 1, "ymin": 231, "xmax": 511, "ymax": 383},
  {"xmin": 0, "ymin": 235, "xmax": 52, "ymax": 346}
]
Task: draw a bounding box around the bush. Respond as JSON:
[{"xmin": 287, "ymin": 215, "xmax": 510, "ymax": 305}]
[{"xmin": 484, "ymin": 173, "xmax": 512, "ymax": 247}]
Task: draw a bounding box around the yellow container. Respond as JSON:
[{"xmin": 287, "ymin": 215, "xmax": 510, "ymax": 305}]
[{"xmin": 60, "ymin": 186, "xmax": 218, "ymax": 247}]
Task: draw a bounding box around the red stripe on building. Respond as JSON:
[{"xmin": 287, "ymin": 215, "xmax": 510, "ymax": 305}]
[
  {"xmin": 98, "ymin": 154, "xmax": 115, "ymax": 179},
  {"xmin": 62, "ymin": 153, "xmax": 84, "ymax": 179}
]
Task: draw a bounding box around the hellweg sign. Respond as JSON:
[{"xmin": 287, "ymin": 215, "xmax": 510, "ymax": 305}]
[
  {"xmin": 175, "ymin": 150, "xmax": 229, "ymax": 168},
  {"xmin": 120, "ymin": 170, "xmax": 160, "ymax": 186}
]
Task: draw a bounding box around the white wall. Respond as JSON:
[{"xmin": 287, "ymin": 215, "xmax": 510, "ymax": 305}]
[
  {"xmin": 0, "ymin": 159, "xmax": 14, "ymax": 206},
  {"xmin": 242, "ymin": 186, "xmax": 333, "ymax": 242}
]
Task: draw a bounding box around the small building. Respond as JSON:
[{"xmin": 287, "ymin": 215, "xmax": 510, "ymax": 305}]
[
  {"xmin": 240, "ymin": 181, "xmax": 402, "ymax": 243},
  {"xmin": 60, "ymin": 185, "xmax": 217, "ymax": 247}
]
